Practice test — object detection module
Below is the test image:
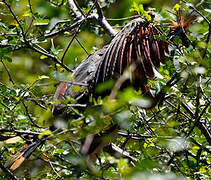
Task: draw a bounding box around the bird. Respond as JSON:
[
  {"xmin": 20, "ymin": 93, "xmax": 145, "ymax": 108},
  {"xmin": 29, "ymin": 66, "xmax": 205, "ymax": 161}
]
[
  {"xmin": 52, "ymin": 13, "xmax": 195, "ymax": 162},
  {"xmin": 52, "ymin": 18, "xmax": 168, "ymax": 113},
  {"xmin": 8, "ymin": 9, "xmax": 196, "ymax": 170}
]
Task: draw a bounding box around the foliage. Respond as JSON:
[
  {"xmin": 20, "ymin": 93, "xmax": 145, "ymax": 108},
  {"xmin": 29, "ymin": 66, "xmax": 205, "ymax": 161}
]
[
  {"xmin": 0, "ymin": 0, "xmax": 210, "ymax": 179},
  {"xmin": 130, "ymin": 2, "xmax": 152, "ymax": 21}
]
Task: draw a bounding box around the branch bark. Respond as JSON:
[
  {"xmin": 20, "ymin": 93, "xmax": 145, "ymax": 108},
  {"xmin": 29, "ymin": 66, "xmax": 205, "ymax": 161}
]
[
  {"xmin": 68, "ymin": 0, "xmax": 84, "ymax": 20},
  {"xmin": 0, "ymin": 161, "xmax": 20, "ymax": 180}
]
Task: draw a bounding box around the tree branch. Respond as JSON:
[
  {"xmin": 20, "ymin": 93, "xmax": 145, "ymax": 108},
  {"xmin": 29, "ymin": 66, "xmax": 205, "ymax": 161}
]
[
  {"xmin": 61, "ymin": 0, "xmax": 100, "ymax": 63},
  {"xmin": 68, "ymin": 0, "xmax": 84, "ymax": 20},
  {"xmin": 91, "ymin": 0, "xmax": 117, "ymax": 37},
  {"xmin": 2, "ymin": 0, "xmax": 73, "ymax": 72},
  {"xmin": 0, "ymin": 59, "xmax": 15, "ymax": 85},
  {"xmin": 3, "ymin": 0, "xmax": 27, "ymax": 42},
  {"xmin": 0, "ymin": 161, "xmax": 20, "ymax": 180}
]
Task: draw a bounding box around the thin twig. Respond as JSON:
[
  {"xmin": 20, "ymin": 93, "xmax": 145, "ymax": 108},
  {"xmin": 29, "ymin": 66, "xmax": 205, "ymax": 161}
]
[
  {"xmin": 44, "ymin": 19, "xmax": 85, "ymax": 39},
  {"xmin": 22, "ymin": 102, "xmax": 41, "ymax": 128},
  {"xmin": 76, "ymin": 38, "xmax": 89, "ymax": 55},
  {"xmin": 3, "ymin": 0, "xmax": 27, "ymax": 42},
  {"xmin": 138, "ymin": 109, "xmax": 157, "ymax": 136},
  {"xmin": 48, "ymin": 160, "xmax": 61, "ymax": 177},
  {"xmin": 61, "ymin": 80, "xmax": 88, "ymax": 86},
  {"xmin": 61, "ymin": 31, "xmax": 78, "ymax": 63},
  {"xmin": 0, "ymin": 33, "xmax": 17, "ymax": 36},
  {"xmin": 61, "ymin": 1, "xmax": 98, "ymax": 63},
  {"xmin": 186, "ymin": 103, "xmax": 210, "ymax": 143},
  {"xmin": 47, "ymin": 20, "xmax": 71, "ymax": 34},
  {"xmin": 72, "ymin": 0, "xmax": 86, "ymax": 18},
  {"xmin": 1, "ymin": 59, "xmax": 15, "ymax": 85},
  {"xmin": 181, "ymin": 0, "xmax": 211, "ymax": 59},
  {"xmin": 65, "ymin": 140, "xmax": 81, "ymax": 156},
  {"xmin": 3, "ymin": 0, "xmax": 72, "ymax": 72},
  {"xmin": 30, "ymin": 99, "xmax": 48, "ymax": 110},
  {"xmin": 67, "ymin": 103, "xmax": 87, "ymax": 108},
  {"xmin": 168, "ymin": 97, "xmax": 211, "ymax": 146},
  {"xmin": 0, "ymin": 161, "xmax": 20, "ymax": 180},
  {"xmin": 194, "ymin": 75, "xmax": 201, "ymax": 119},
  {"xmin": 25, "ymin": 0, "xmax": 35, "ymax": 35},
  {"xmin": 189, "ymin": 137, "xmax": 211, "ymax": 154},
  {"xmin": 29, "ymin": 43, "xmax": 72, "ymax": 72},
  {"xmin": 107, "ymin": 15, "xmax": 140, "ymax": 21},
  {"xmin": 0, "ymin": 101, "xmax": 10, "ymax": 110}
]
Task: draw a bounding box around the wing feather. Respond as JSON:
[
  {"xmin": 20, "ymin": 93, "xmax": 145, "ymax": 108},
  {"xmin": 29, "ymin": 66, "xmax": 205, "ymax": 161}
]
[
  {"xmin": 118, "ymin": 35, "xmax": 130, "ymax": 74},
  {"xmin": 107, "ymin": 34, "xmax": 126, "ymax": 77}
]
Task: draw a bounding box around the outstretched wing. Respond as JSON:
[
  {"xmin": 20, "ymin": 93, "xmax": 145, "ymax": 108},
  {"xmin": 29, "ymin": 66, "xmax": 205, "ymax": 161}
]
[
  {"xmin": 53, "ymin": 18, "xmax": 169, "ymax": 114},
  {"xmin": 95, "ymin": 18, "xmax": 168, "ymax": 89}
]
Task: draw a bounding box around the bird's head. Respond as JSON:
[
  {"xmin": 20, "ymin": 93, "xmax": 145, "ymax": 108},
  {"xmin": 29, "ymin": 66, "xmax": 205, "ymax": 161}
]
[{"xmin": 169, "ymin": 9, "xmax": 197, "ymax": 47}]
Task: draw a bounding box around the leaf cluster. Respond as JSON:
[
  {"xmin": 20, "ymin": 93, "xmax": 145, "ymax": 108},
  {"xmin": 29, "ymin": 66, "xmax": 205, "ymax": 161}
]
[{"xmin": 0, "ymin": 0, "xmax": 210, "ymax": 179}]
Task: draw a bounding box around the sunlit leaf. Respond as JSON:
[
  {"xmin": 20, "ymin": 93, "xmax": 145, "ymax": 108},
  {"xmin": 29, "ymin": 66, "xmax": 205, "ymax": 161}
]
[
  {"xmin": 33, "ymin": 19, "xmax": 50, "ymax": 26},
  {"xmin": 71, "ymin": 85, "xmax": 82, "ymax": 92},
  {"xmin": 38, "ymin": 130, "xmax": 52, "ymax": 139},
  {"xmin": 40, "ymin": 55, "xmax": 48, "ymax": 60},
  {"xmin": 38, "ymin": 75, "xmax": 49, "ymax": 80}
]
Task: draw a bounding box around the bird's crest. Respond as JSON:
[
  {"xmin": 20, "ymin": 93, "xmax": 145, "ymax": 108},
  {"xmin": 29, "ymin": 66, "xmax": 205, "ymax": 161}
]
[{"xmin": 170, "ymin": 7, "xmax": 197, "ymax": 47}]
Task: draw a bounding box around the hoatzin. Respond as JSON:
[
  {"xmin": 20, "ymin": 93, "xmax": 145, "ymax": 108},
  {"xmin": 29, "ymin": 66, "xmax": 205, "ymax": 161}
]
[{"xmin": 8, "ymin": 10, "xmax": 196, "ymax": 170}]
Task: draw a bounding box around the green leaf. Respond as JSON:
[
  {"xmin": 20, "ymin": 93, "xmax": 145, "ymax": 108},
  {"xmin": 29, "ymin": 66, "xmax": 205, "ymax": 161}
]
[
  {"xmin": 1, "ymin": 85, "xmax": 7, "ymax": 92},
  {"xmin": 95, "ymin": 80, "xmax": 114, "ymax": 94},
  {"xmin": 38, "ymin": 75, "xmax": 49, "ymax": 80},
  {"xmin": 40, "ymin": 55, "xmax": 48, "ymax": 60},
  {"xmin": 0, "ymin": 22, "xmax": 7, "ymax": 29},
  {"xmin": 4, "ymin": 56, "xmax": 12, "ymax": 62},
  {"xmin": 37, "ymin": 36, "xmax": 46, "ymax": 42},
  {"xmin": 33, "ymin": 19, "xmax": 50, "ymax": 26},
  {"xmin": 55, "ymin": 149, "xmax": 65, "ymax": 154},
  {"xmin": 38, "ymin": 130, "xmax": 52, "ymax": 139},
  {"xmin": 71, "ymin": 85, "xmax": 83, "ymax": 92},
  {"xmin": 50, "ymin": 45, "xmax": 62, "ymax": 56},
  {"xmin": 117, "ymin": 158, "xmax": 130, "ymax": 175},
  {"xmin": 129, "ymin": 2, "xmax": 151, "ymax": 21},
  {"xmin": 172, "ymin": 4, "xmax": 181, "ymax": 12},
  {"xmin": 23, "ymin": 10, "xmax": 33, "ymax": 18}
]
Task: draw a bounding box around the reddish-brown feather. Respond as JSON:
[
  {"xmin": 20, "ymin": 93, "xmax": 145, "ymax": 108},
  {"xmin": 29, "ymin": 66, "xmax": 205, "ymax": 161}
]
[
  {"xmin": 148, "ymin": 26, "xmax": 160, "ymax": 68},
  {"xmin": 108, "ymin": 34, "xmax": 126, "ymax": 77},
  {"xmin": 158, "ymin": 40, "xmax": 166, "ymax": 64},
  {"xmin": 128, "ymin": 40, "xmax": 133, "ymax": 65},
  {"xmin": 120, "ymin": 35, "xmax": 131, "ymax": 75},
  {"xmin": 101, "ymin": 44, "xmax": 115, "ymax": 82},
  {"xmin": 112, "ymin": 36, "xmax": 127, "ymax": 76},
  {"xmin": 117, "ymin": 36, "xmax": 128, "ymax": 74},
  {"xmin": 143, "ymin": 27, "xmax": 155, "ymax": 78},
  {"xmin": 53, "ymin": 82, "xmax": 68, "ymax": 100}
]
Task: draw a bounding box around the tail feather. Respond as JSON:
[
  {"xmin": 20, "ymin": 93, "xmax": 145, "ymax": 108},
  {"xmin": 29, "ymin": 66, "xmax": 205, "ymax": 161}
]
[
  {"xmin": 9, "ymin": 139, "xmax": 43, "ymax": 171},
  {"xmin": 0, "ymin": 135, "xmax": 22, "ymax": 144},
  {"xmin": 10, "ymin": 156, "xmax": 25, "ymax": 171}
]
